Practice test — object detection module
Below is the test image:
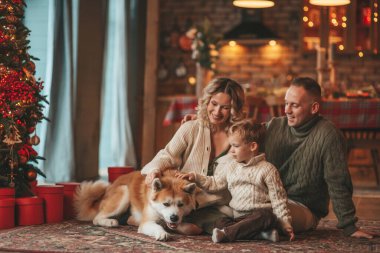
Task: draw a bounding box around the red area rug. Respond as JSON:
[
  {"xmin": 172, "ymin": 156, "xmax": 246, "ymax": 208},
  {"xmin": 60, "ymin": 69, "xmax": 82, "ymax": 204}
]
[{"xmin": 0, "ymin": 219, "xmax": 379, "ymax": 252}]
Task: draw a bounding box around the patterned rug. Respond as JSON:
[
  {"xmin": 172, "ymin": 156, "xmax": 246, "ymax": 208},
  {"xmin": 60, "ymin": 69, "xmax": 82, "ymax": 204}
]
[{"xmin": 0, "ymin": 219, "xmax": 379, "ymax": 253}]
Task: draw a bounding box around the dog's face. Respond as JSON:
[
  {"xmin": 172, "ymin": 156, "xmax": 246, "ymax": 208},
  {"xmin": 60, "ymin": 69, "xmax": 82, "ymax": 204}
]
[{"xmin": 149, "ymin": 176, "xmax": 197, "ymax": 230}]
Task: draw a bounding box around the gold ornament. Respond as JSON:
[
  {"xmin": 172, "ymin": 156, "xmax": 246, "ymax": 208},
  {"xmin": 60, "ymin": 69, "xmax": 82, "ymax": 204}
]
[{"xmin": 28, "ymin": 135, "xmax": 40, "ymax": 146}]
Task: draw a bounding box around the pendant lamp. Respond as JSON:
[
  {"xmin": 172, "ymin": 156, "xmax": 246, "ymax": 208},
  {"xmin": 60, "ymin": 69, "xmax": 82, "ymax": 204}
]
[
  {"xmin": 309, "ymin": 0, "xmax": 350, "ymax": 6},
  {"xmin": 233, "ymin": 0, "xmax": 275, "ymax": 8}
]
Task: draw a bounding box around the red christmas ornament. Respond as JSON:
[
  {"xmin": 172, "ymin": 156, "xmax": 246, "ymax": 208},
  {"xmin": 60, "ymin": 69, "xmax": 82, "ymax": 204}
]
[
  {"xmin": 19, "ymin": 155, "xmax": 28, "ymax": 164},
  {"xmin": 26, "ymin": 169, "xmax": 37, "ymax": 181},
  {"xmin": 27, "ymin": 126, "xmax": 35, "ymax": 133}
]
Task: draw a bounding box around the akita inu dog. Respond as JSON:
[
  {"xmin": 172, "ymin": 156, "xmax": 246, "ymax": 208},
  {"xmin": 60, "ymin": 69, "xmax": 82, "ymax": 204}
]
[{"xmin": 74, "ymin": 170, "xmax": 198, "ymax": 241}]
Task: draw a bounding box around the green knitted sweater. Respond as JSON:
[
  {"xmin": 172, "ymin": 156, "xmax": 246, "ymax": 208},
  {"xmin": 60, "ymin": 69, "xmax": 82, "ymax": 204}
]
[{"xmin": 265, "ymin": 115, "xmax": 358, "ymax": 236}]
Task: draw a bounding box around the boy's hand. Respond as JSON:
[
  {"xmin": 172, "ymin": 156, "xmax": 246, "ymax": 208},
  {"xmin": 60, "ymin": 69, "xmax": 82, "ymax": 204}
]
[
  {"xmin": 285, "ymin": 227, "xmax": 295, "ymax": 241},
  {"xmin": 175, "ymin": 172, "xmax": 196, "ymax": 182},
  {"xmin": 181, "ymin": 114, "xmax": 197, "ymax": 125}
]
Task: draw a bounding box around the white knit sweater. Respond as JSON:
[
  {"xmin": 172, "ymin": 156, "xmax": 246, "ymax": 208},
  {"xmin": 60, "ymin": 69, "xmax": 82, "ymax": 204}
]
[
  {"xmin": 141, "ymin": 119, "xmax": 232, "ymax": 209},
  {"xmin": 196, "ymin": 153, "xmax": 292, "ymax": 231}
]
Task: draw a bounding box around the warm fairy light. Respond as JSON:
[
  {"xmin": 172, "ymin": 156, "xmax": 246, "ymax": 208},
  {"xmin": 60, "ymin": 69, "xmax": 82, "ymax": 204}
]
[
  {"xmin": 374, "ymin": 17, "xmax": 378, "ymax": 23},
  {"xmin": 338, "ymin": 44, "xmax": 344, "ymax": 50},
  {"xmin": 375, "ymin": 3, "xmax": 378, "ymax": 8},
  {"xmin": 269, "ymin": 40, "xmax": 277, "ymax": 46},
  {"xmin": 308, "ymin": 21, "xmax": 314, "ymax": 27},
  {"xmin": 342, "ymin": 22, "xmax": 347, "ymax": 28},
  {"xmin": 331, "ymin": 18, "xmax": 338, "ymax": 26},
  {"xmin": 331, "ymin": 13, "xmax": 337, "ymax": 18},
  {"xmin": 303, "ymin": 6, "xmax": 309, "ymax": 11},
  {"xmin": 303, "ymin": 16, "xmax": 309, "ymax": 22},
  {"xmin": 374, "ymin": 13, "xmax": 378, "ymax": 17},
  {"xmin": 188, "ymin": 76, "xmax": 196, "ymax": 85},
  {"xmin": 228, "ymin": 40, "xmax": 237, "ymax": 47},
  {"xmin": 358, "ymin": 51, "xmax": 364, "ymax": 57},
  {"xmin": 342, "ymin": 16, "xmax": 347, "ymax": 21}
]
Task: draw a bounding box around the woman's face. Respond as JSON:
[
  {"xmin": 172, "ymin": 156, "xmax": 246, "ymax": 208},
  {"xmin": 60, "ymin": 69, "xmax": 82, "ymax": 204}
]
[{"xmin": 207, "ymin": 92, "xmax": 232, "ymax": 126}]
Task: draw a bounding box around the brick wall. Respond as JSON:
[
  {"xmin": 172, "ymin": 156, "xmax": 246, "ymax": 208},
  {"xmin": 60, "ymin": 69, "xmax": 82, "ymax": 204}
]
[{"xmin": 158, "ymin": 0, "xmax": 380, "ymax": 97}]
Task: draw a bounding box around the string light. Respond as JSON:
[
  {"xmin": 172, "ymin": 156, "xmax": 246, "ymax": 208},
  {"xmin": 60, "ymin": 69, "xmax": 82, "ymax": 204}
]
[{"xmin": 228, "ymin": 41, "xmax": 237, "ymax": 47}]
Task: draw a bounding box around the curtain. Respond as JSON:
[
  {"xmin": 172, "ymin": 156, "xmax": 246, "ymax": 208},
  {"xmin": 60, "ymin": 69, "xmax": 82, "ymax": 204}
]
[
  {"xmin": 99, "ymin": 0, "xmax": 137, "ymax": 176},
  {"xmin": 24, "ymin": 0, "xmax": 140, "ymax": 182},
  {"xmin": 31, "ymin": 0, "xmax": 79, "ymax": 182}
]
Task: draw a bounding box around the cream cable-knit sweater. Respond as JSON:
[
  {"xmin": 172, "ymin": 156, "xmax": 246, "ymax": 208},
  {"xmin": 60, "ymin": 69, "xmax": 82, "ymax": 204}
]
[
  {"xmin": 141, "ymin": 119, "xmax": 232, "ymax": 209},
  {"xmin": 196, "ymin": 153, "xmax": 292, "ymax": 231}
]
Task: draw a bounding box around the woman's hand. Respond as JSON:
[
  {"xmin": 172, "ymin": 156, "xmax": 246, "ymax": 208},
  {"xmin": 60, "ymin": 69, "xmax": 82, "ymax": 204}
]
[
  {"xmin": 145, "ymin": 170, "xmax": 161, "ymax": 186},
  {"xmin": 285, "ymin": 227, "xmax": 295, "ymax": 241},
  {"xmin": 175, "ymin": 171, "xmax": 196, "ymax": 182},
  {"xmin": 181, "ymin": 114, "xmax": 197, "ymax": 125}
]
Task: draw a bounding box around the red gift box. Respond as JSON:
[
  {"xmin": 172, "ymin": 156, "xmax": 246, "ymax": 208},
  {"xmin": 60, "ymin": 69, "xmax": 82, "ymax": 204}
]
[
  {"xmin": 0, "ymin": 198, "xmax": 15, "ymax": 229},
  {"xmin": 37, "ymin": 185, "xmax": 64, "ymax": 223},
  {"xmin": 56, "ymin": 182, "xmax": 80, "ymax": 220},
  {"xmin": 0, "ymin": 187, "xmax": 15, "ymax": 199},
  {"xmin": 16, "ymin": 197, "xmax": 44, "ymax": 226},
  {"xmin": 108, "ymin": 166, "xmax": 134, "ymax": 183}
]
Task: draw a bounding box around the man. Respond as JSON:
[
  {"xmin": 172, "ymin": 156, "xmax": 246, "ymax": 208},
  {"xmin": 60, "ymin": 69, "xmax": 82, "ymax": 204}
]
[{"xmin": 264, "ymin": 77, "xmax": 373, "ymax": 238}]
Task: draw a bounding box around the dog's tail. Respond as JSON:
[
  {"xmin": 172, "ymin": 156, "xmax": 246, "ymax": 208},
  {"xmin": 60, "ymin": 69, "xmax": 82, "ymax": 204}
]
[{"xmin": 74, "ymin": 180, "xmax": 108, "ymax": 221}]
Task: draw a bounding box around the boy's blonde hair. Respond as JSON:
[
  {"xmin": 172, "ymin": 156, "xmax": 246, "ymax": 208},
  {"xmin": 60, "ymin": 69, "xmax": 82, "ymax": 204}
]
[
  {"xmin": 229, "ymin": 119, "xmax": 266, "ymax": 151},
  {"xmin": 197, "ymin": 78, "xmax": 245, "ymax": 130}
]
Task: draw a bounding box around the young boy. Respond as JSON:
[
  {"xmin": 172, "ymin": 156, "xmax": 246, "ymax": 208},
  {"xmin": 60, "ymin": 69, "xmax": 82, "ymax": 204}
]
[{"xmin": 178, "ymin": 119, "xmax": 294, "ymax": 243}]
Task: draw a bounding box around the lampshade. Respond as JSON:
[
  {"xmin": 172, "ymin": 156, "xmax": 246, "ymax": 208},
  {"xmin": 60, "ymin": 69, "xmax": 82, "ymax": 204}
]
[
  {"xmin": 309, "ymin": 0, "xmax": 350, "ymax": 6},
  {"xmin": 233, "ymin": 0, "xmax": 275, "ymax": 8}
]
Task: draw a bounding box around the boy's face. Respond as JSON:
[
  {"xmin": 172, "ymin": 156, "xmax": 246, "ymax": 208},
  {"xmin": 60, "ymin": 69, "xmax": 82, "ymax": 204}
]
[{"xmin": 228, "ymin": 132, "xmax": 257, "ymax": 163}]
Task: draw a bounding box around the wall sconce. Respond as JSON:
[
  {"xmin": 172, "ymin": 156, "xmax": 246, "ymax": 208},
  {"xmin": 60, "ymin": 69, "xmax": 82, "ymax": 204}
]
[
  {"xmin": 309, "ymin": 0, "xmax": 350, "ymax": 6},
  {"xmin": 233, "ymin": 0, "xmax": 275, "ymax": 8}
]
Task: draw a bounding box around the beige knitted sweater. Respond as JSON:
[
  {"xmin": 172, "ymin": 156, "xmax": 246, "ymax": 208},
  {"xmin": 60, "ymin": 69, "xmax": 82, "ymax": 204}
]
[
  {"xmin": 141, "ymin": 119, "xmax": 232, "ymax": 209},
  {"xmin": 196, "ymin": 153, "xmax": 292, "ymax": 231}
]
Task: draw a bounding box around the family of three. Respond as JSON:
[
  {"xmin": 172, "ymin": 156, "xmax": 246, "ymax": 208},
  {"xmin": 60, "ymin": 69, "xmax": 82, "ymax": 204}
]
[{"xmin": 141, "ymin": 77, "xmax": 374, "ymax": 243}]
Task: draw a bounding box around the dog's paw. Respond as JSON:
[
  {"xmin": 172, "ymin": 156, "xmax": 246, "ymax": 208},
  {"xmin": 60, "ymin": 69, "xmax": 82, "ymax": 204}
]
[
  {"xmin": 94, "ymin": 218, "xmax": 119, "ymax": 227},
  {"xmin": 155, "ymin": 231, "xmax": 171, "ymax": 241}
]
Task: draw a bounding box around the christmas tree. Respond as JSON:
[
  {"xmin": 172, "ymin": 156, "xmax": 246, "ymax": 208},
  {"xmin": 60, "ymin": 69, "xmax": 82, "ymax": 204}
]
[{"xmin": 0, "ymin": 0, "xmax": 47, "ymax": 196}]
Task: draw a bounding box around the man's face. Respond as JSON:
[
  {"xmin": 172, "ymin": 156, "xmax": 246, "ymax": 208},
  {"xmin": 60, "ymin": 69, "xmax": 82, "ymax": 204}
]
[{"xmin": 284, "ymin": 85, "xmax": 317, "ymax": 127}]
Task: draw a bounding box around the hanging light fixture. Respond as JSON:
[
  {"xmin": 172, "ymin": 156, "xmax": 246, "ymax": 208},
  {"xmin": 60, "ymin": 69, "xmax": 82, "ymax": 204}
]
[
  {"xmin": 309, "ymin": 0, "xmax": 350, "ymax": 6},
  {"xmin": 233, "ymin": 0, "xmax": 275, "ymax": 8}
]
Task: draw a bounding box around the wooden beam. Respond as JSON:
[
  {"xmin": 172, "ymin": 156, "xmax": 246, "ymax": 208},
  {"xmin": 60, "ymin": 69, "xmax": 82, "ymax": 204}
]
[{"xmin": 141, "ymin": 0, "xmax": 159, "ymax": 166}]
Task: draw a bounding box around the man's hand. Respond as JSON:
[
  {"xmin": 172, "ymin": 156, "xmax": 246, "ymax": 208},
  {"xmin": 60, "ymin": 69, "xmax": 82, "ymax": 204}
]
[
  {"xmin": 175, "ymin": 171, "xmax": 196, "ymax": 182},
  {"xmin": 145, "ymin": 170, "xmax": 161, "ymax": 186},
  {"xmin": 351, "ymin": 229, "xmax": 376, "ymax": 239},
  {"xmin": 181, "ymin": 114, "xmax": 197, "ymax": 125}
]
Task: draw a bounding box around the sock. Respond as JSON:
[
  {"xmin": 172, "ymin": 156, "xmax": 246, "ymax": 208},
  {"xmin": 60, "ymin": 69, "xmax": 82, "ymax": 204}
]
[
  {"xmin": 212, "ymin": 228, "xmax": 226, "ymax": 243},
  {"xmin": 259, "ymin": 229, "xmax": 279, "ymax": 242}
]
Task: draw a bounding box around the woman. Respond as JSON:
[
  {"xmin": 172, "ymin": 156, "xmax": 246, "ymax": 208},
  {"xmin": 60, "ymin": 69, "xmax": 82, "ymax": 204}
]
[{"xmin": 141, "ymin": 77, "xmax": 245, "ymax": 234}]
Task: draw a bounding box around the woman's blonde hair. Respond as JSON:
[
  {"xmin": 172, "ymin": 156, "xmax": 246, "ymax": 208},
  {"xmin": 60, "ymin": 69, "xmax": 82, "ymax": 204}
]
[{"xmin": 197, "ymin": 77, "xmax": 245, "ymax": 130}]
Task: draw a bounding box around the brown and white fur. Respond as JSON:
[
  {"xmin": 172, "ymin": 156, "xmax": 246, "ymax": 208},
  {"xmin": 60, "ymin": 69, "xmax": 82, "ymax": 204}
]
[{"xmin": 74, "ymin": 170, "xmax": 197, "ymax": 241}]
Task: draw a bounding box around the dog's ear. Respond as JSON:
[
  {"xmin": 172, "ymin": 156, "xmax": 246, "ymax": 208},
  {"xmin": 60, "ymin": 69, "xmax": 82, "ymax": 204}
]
[
  {"xmin": 152, "ymin": 178, "xmax": 163, "ymax": 192},
  {"xmin": 183, "ymin": 183, "xmax": 196, "ymax": 194}
]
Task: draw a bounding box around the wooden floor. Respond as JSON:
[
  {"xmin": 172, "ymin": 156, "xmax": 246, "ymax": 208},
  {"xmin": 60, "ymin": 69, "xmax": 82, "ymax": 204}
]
[{"xmin": 326, "ymin": 149, "xmax": 380, "ymax": 221}]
